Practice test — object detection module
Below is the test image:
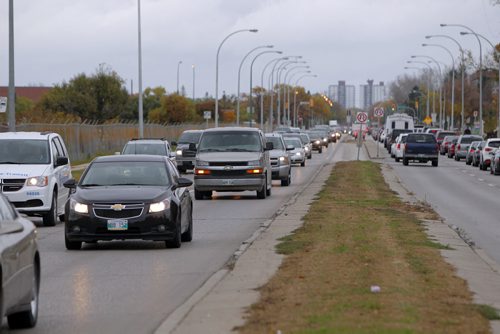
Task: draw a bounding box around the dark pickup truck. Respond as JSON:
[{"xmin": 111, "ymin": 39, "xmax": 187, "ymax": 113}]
[{"xmin": 403, "ymin": 133, "xmax": 439, "ymax": 167}]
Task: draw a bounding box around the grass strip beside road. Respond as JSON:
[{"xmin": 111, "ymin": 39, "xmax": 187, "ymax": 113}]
[{"xmin": 239, "ymin": 161, "xmax": 491, "ymax": 334}]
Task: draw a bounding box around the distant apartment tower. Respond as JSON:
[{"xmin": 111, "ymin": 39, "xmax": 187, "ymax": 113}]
[
  {"xmin": 359, "ymin": 80, "xmax": 387, "ymax": 109},
  {"xmin": 328, "ymin": 81, "xmax": 355, "ymax": 109}
]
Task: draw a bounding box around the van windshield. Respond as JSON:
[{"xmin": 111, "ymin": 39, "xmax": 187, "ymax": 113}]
[
  {"xmin": 0, "ymin": 139, "xmax": 50, "ymax": 164},
  {"xmin": 198, "ymin": 131, "xmax": 262, "ymax": 152}
]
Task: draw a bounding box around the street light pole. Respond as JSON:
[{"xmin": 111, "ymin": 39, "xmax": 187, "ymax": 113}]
[
  {"xmin": 192, "ymin": 65, "xmax": 195, "ymax": 100},
  {"xmin": 288, "ymin": 70, "xmax": 311, "ymax": 127},
  {"xmin": 176, "ymin": 60, "xmax": 182, "ymax": 94},
  {"xmin": 284, "ymin": 66, "xmax": 309, "ymax": 125},
  {"xmin": 461, "ymin": 31, "xmax": 499, "ymax": 137},
  {"xmin": 8, "ymin": 0, "xmax": 15, "ymax": 131},
  {"xmin": 426, "ymin": 35, "xmax": 465, "ymax": 131},
  {"xmin": 294, "ymin": 74, "xmax": 317, "ymax": 128},
  {"xmin": 249, "ymin": 50, "xmax": 281, "ymax": 129},
  {"xmin": 236, "ymin": 45, "xmax": 273, "ymax": 125},
  {"xmin": 215, "ymin": 29, "xmax": 258, "ymax": 128},
  {"xmin": 137, "ymin": 0, "xmax": 144, "ymax": 138},
  {"xmin": 422, "ymin": 43, "xmax": 455, "ymax": 129},
  {"xmin": 442, "ymin": 24, "xmax": 483, "ymax": 136},
  {"xmin": 268, "ymin": 57, "xmax": 289, "ymax": 130},
  {"xmin": 261, "ymin": 57, "xmax": 283, "ymax": 132}
]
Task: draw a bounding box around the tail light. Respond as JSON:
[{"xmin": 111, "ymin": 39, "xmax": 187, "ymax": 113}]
[
  {"xmin": 457, "ymin": 144, "xmax": 461, "ymax": 151},
  {"xmin": 247, "ymin": 168, "xmax": 264, "ymax": 174},
  {"xmin": 470, "ymin": 148, "xmax": 474, "ymax": 153},
  {"xmin": 485, "ymin": 147, "xmax": 492, "ymax": 152},
  {"xmin": 397, "ymin": 144, "xmax": 400, "ymax": 149},
  {"xmin": 436, "ymin": 144, "xmax": 439, "ymax": 152}
]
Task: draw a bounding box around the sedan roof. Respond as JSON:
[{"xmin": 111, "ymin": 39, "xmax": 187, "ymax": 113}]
[{"xmin": 93, "ymin": 155, "xmax": 168, "ymax": 163}]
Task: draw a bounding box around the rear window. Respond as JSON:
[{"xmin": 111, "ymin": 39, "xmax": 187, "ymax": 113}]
[
  {"xmin": 437, "ymin": 132, "xmax": 455, "ymax": 140},
  {"xmin": 460, "ymin": 136, "xmax": 482, "ymax": 144},
  {"xmin": 407, "ymin": 134, "xmax": 436, "ymax": 144},
  {"xmin": 123, "ymin": 142, "xmax": 167, "ymax": 156},
  {"xmin": 178, "ymin": 132, "xmax": 202, "ymax": 144},
  {"xmin": 489, "ymin": 141, "xmax": 500, "ymax": 148}
]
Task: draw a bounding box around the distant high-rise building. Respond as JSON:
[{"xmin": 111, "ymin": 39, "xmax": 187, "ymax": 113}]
[
  {"xmin": 359, "ymin": 80, "xmax": 387, "ymax": 109},
  {"xmin": 328, "ymin": 81, "xmax": 355, "ymax": 109}
]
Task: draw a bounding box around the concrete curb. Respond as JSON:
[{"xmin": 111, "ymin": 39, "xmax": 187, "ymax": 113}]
[{"xmin": 155, "ymin": 143, "xmax": 341, "ymax": 334}]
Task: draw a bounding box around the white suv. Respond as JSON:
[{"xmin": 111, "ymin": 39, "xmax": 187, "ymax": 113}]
[{"xmin": 0, "ymin": 132, "xmax": 72, "ymax": 226}]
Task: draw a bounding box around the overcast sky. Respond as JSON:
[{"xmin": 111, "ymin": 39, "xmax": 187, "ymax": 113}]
[{"xmin": 1, "ymin": 0, "xmax": 499, "ymax": 99}]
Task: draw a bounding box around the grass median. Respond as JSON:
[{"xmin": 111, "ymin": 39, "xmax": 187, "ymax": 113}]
[{"xmin": 239, "ymin": 161, "xmax": 491, "ymax": 334}]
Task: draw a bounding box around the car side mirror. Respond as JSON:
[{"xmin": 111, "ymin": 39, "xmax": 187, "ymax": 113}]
[
  {"xmin": 189, "ymin": 143, "xmax": 197, "ymax": 151},
  {"xmin": 64, "ymin": 179, "xmax": 77, "ymax": 189},
  {"xmin": 176, "ymin": 177, "xmax": 193, "ymax": 189},
  {"xmin": 169, "ymin": 152, "xmax": 176, "ymax": 158},
  {"xmin": 55, "ymin": 156, "xmax": 69, "ymax": 167},
  {"xmin": 286, "ymin": 145, "xmax": 294, "ymax": 151},
  {"xmin": 265, "ymin": 142, "xmax": 274, "ymax": 151}
]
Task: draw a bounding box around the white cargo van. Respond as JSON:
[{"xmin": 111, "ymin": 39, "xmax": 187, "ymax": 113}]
[{"xmin": 383, "ymin": 113, "xmax": 414, "ymax": 147}]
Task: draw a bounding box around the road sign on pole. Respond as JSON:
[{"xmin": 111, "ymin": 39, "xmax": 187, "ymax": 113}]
[
  {"xmin": 0, "ymin": 97, "xmax": 6, "ymax": 113},
  {"xmin": 356, "ymin": 112, "xmax": 368, "ymax": 124},
  {"xmin": 374, "ymin": 107, "xmax": 384, "ymax": 117}
]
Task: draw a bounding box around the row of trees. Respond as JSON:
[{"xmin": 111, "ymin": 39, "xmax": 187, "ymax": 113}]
[{"xmin": 4, "ymin": 65, "xmax": 338, "ymax": 128}]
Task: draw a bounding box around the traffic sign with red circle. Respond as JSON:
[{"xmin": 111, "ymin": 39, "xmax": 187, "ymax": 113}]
[
  {"xmin": 374, "ymin": 107, "xmax": 384, "ymax": 117},
  {"xmin": 356, "ymin": 112, "xmax": 368, "ymax": 124}
]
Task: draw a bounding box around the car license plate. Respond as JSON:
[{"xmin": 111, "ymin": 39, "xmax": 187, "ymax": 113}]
[
  {"xmin": 107, "ymin": 219, "xmax": 128, "ymax": 231},
  {"xmin": 223, "ymin": 179, "xmax": 234, "ymax": 185},
  {"xmin": 418, "ymin": 154, "xmax": 425, "ymax": 158}
]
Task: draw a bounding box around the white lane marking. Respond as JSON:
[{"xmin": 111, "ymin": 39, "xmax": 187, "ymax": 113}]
[
  {"xmin": 469, "ymin": 174, "xmax": 475, "ymax": 177},
  {"xmin": 488, "ymin": 184, "xmax": 495, "ymax": 187},
  {"xmin": 478, "ymin": 178, "xmax": 484, "ymax": 182}
]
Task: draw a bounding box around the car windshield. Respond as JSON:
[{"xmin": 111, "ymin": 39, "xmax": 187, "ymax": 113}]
[
  {"xmin": 0, "ymin": 139, "xmax": 50, "ymax": 164},
  {"xmin": 80, "ymin": 161, "xmax": 170, "ymax": 187},
  {"xmin": 300, "ymin": 134, "xmax": 310, "ymax": 143},
  {"xmin": 461, "ymin": 136, "xmax": 482, "ymax": 144},
  {"xmin": 178, "ymin": 132, "xmax": 202, "ymax": 144},
  {"xmin": 122, "ymin": 142, "xmax": 167, "ymax": 155},
  {"xmin": 265, "ymin": 137, "xmax": 284, "ymax": 150},
  {"xmin": 407, "ymin": 134, "xmax": 436, "ymax": 143},
  {"xmin": 284, "ymin": 138, "xmax": 303, "ymax": 148},
  {"xmin": 198, "ymin": 131, "xmax": 262, "ymax": 152}
]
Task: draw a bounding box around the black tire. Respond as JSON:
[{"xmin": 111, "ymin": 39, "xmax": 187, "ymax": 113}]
[
  {"xmin": 256, "ymin": 179, "xmax": 267, "ymax": 199},
  {"xmin": 395, "ymin": 157, "xmax": 400, "ymax": 162},
  {"xmin": 181, "ymin": 205, "xmax": 193, "ymax": 242},
  {"xmin": 204, "ymin": 191, "xmax": 212, "ymax": 199},
  {"xmin": 266, "ymin": 181, "xmax": 272, "ymax": 196},
  {"xmin": 432, "ymin": 159, "xmax": 438, "ymax": 167},
  {"xmin": 490, "ymin": 165, "xmax": 494, "ymax": 174},
  {"xmin": 42, "ymin": 192, "xmax": 58, "ymax": 226},
  {"xmin": 403, "ymin": 158, "xmax": 409, "ymax": 166},
  {"xmin": 281, "ymin": 172, "xmax": 291, "ymax": 186},
  {"xmin": 166, "ymin": 215, "xmax": 182, "ymax": 248},
  {"xmin": 480, "ymin": 161, "xmax": 485, "ymax": 170},
  {"xmin": 307, "ymin": 153, "xmax": 312, "ymax": 159},
  {"xmin": 194, "ymin": 189, "xmax": 204, "ymax": 200},
  {"xmin": 466, "ymin": 159, "xmax": 471, "ymax": 165},
  {"xmin": 455, "ymin": 155, "xmax": 460, "ymax": 161},
  {"xmin": 300, "ymin": 160, "xmax": 305, "ymax": 167},
  {"xmin": 58, "ymin": 214, "xmax": 65, "ymax": 222},
  {"xmin": 177, "ymin": 167, "xmax": 186, "ymax": 174},
  {"xmin": 318, "ymin": 148, "xmax": 322, "ymax": 154},
  {"xmin": 7, "ymin": 262, "xmax": 39, "ymax": 329},
  {"xmin": 65, "ymin": 234, "xmax": 82, "ymax": 250}
]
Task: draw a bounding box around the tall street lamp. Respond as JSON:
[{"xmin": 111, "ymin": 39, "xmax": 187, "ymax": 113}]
[
  {"xmin": 412, "ymin": 55, "xmax": 443, "ymax": 127},
  {"xmin": 423, "ymin": 43, "xmax": 456, "ymax": 129},
  {"xmin": 8, "ymin": 0, "xmax": 15, "ymax": 131},
  {"xmin": 284, "ymin": 65, "xmax": 310, "ymax": 124},
  {"xmin": 176, "ymin": 60, "xmax": 183, "ymax": 94},
  {"xmin": 266, "ymin": 57, "xmax": 289, "ymax": 131},
  {"xmin": 426, "ymin": 35, "xmax": 466, "ymax": 131},
  {"xmin": 236, "ymin": 45, "xmax": 273, "ymax": 125},
  {"xmin": 260, "ymin": 57, "xmax": 283, "ymax": 132},
  {"xmin": 295, "ymin": 74, "xmax": 317, "ymax": 128},
  {"xmin": 461, "ymin": 31, "xmax": 499, "ymax": 137},
  {"xmin": 215, "ymin": 29, "xmax": 258, "ymax": 127},
  {"xmin": 407, "ymin": 60, "xmax": 434, "ymax": 118},
  {"xmin": 404, "ymin": 66, "xmax": 431, "ymax": 119},
  {"xmin": 137, "ymin": 0, "xmax": 144, "ymax": 138},
  {"xmin": 277, "ymin": 59, "xmax": 304, "ymax": 125},
  {"xmin": 192, "ymin": 64, "xmax": 195, "ymax": 100},
  {"xmin": 288, "ymin": 70, "xmax": 311, "ymax": 127},
  {"xmin": 248, "ymin": 50, "xmax": 282, "ymax": 129},
  {"xmin": 442, "ymin": 23, "xmax": 483, "ymax": 136}
]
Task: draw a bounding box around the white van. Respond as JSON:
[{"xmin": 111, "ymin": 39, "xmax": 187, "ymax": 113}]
[
  {"xmin": 0, "ymin": 132, "xmax": 72, "ymax": 226},
  {"xmin": 383, "ymin": 113, "xmax": 414, "ymax": 147}
]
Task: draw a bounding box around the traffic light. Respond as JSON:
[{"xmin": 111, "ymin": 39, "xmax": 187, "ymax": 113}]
[{"xmin": 391, "ymin": 104, "xmax": 396, "ymax": 112}]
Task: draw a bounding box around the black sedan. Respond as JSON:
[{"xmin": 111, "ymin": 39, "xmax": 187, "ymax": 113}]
[
  {"xmin": 0, "ymin": 193, "xmax": 40, "ymax": 329},
  {"xmin": 63, "ymin": 155, "xmax": 193, "ymax": 250}
]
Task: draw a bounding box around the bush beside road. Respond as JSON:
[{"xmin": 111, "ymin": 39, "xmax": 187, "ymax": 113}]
[{"xmin": 239, "ymin": 161, "xmax": 492, "ymax": 333}]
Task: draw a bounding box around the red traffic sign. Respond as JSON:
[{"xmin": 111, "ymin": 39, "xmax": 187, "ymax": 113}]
[
  {"xmin": 356, "ymin": 112, "xmax": 368, "ymax": 124},
  {"xmin": 374, "ymin": 107, "xmax": 384, "ymax": 117}
]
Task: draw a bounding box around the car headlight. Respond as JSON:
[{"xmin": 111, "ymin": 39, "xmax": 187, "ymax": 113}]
[
  {"xmin": 279, "ymin": 156, "xmax": 287, "ymax": 162},
  {"xmin": 248, "ymin": 160, "xmax": 260, "ymax": 166},
  {"xmin": 323, "ymin": 138, "xmax": 328, "ymax": 142},
  {"xmin": 149, "ymin": 199, "xmax": 171, "ymax": 213},
  {"xmin": 26, "ymin": 176, "xmax": 48, "ymax": 187},
  {"xmin": 70, "ymin": 199, "xmax": 88, "ymax": 214},
  {"xmin": 295, "ymin": 152, "xmax": 302, "ymax": 156},
  {"xmin": 176, "ymin": 150, "xmax": 183, "ymax": 156},
  {"xmin": 196, "ymin": 160, "xmax": 209, "ymax": 166},
  {"xmin": 315, "ymin": 140, "xmax": 320, "ymax": 144}
]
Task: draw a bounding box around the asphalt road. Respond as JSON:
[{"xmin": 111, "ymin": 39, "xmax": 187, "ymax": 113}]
[
  {"xmin": 4, "ymin": 139, "xmax": 365, "ymax": 334},
  {"xmin": 376, "ymin": 139, "xmax": 500, "ymax": 266}
]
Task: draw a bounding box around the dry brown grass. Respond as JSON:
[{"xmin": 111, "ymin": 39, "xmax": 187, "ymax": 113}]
[{"xmin": 238, "ymin": 161, "xmax": 490, "ymax": 334}]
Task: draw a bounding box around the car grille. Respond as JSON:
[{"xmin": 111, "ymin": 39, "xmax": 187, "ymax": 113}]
[
  {"xmin": 93, "ymin": 203, "xmax": 144, "ymax": 219},
  {"xmin": 210, "ymin": 170, "xmax": 248, "ymax": 177},
  {"xmin": 0, "ymin": 179, "xmax": 26, "ymax": 192},
  {"xmin": 182, "ymin": 150, "xmax": 196, "ymax": 158},
  {"xmin": 270, "ymin": 158, "xmax": 279, "ymax": 166},
  {"xmin": 209, "ymin": 161, "xmax": 249, "ymax": 166}
]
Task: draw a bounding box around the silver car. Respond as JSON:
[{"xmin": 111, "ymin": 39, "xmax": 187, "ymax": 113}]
[
  {"xmin": 284, "ymin": 137, "xmax": 307, "ymax": 167},
  {"xmin": 265, "ymin": 133, "xmax": 292, "ymax": 186},
  {"xmin": 193, "ymin": 127, "xmax": 273, "ymax": 199},
  {"xmin": 0, "ymin": 193, "xmax": 40, "ymax": 329},
  {"xmin": 454, "ymin": 135, "xmax": 483, "ymax": 161}
]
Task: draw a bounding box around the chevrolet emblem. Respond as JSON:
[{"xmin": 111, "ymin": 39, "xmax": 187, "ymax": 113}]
[
  {"xmin": 224, "ymin": 165, "xmax": 233, "ymax": 170},
  {"xmin": 111, "ymin": 204, "xmax": 125, "ymax": 211}
]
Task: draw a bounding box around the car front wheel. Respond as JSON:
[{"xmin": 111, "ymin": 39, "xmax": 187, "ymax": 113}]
[
  {"xmin": 43, "ymin": 192, "xmax": 58, "ymax": 226},
  {"xmin": 7, "ymin": 261, "xmax": 39, "ymax": 329}
]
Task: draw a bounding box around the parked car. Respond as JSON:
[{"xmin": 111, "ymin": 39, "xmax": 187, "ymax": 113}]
[
  {"xmin": 447, "ymin": 138, "xmax": 458, "ymax": 158},
  {"xmin": 435, "ymin": 130, "xmax": 456, "ymax": 150},
  {"xmin": 473, "ymin": 141, "xmax": 486, "ymax": 167},
  {"xmin": 64, "ymin": 155, "xmax": 193, "ymax": 250},
  {"xmin": 466, "ymin": 141, "xmax": 481, "ymax": 165},
  {"xmin": 440, "ymin": 135, "xmax": 458, "ymax": 155},
  {"xmin": 0, "ymin": 131, "xmax": 72, "ymax": 226},
  {"xmin": 265, "ymin": 133, "xmax": 292, "ymax": 186},
  {"xmin": 394, "ymin": 133, "xmax": 409, "ymax": 162},
  {"xmin": 193, "ymin": 127, "xmax": 273, "ymax": 200},
  {"xmin": 454, "ymin": 135, "xmax": 483, "ymax": 161},
  {"xmin": 478, "ymin": 138, "xmax": 500, "ymax": 170},
  {"xmin": 283, "ymin": 137, "xmax": 307, "ymax": 167},
  {"xmin": 0, "ymin": 193, "xmax": 40, "ymax": 329},
  {"xmin": 175, "ymin": 130, "xmax": 203, "ymax": 173},
  {"xmin": 402, "ymin": 133, "xmax": 439, "ymax": 167},
  {"xmin": 122, "ymin": 138, "xmax": 177, "ymax": 166},
  {"xmin": 490, "ymin": 149, "xmax": 500, "ymax": 175}
]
